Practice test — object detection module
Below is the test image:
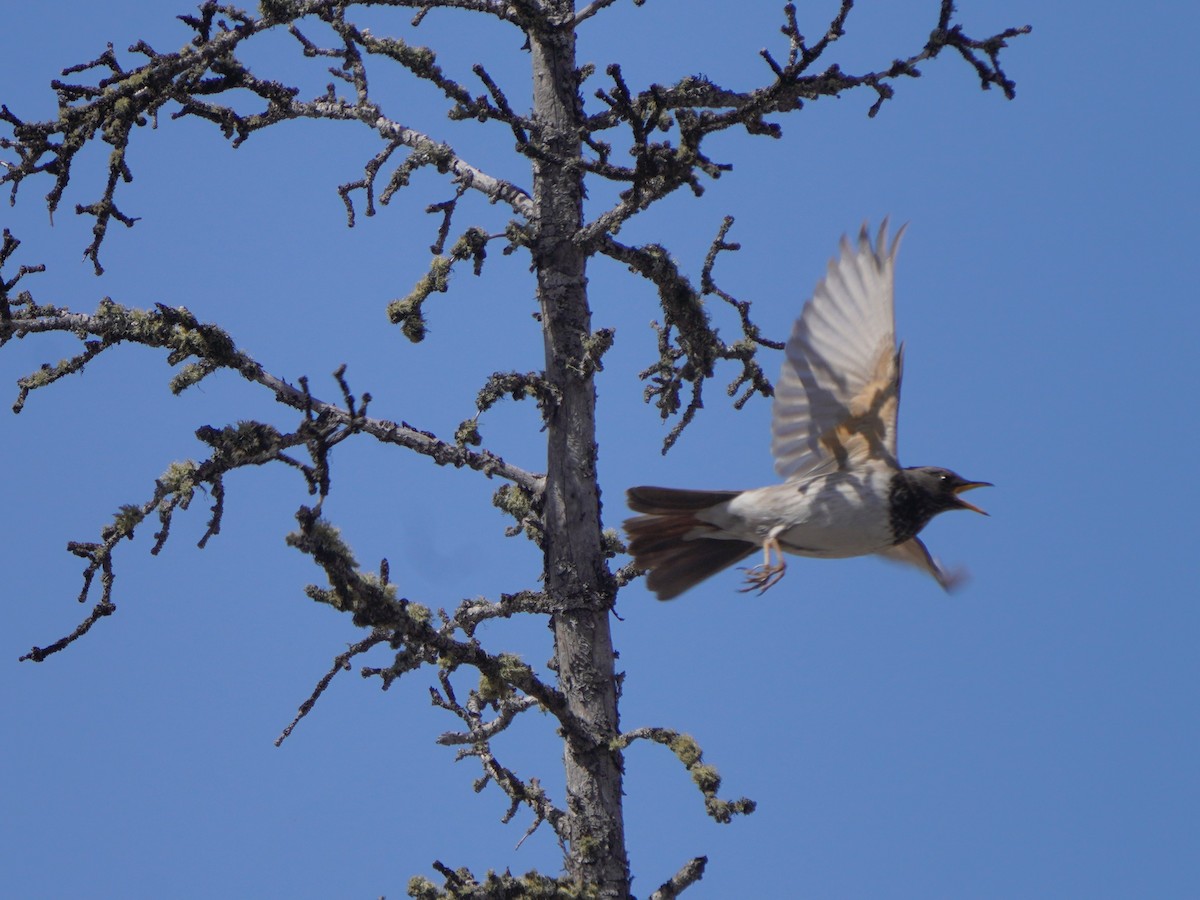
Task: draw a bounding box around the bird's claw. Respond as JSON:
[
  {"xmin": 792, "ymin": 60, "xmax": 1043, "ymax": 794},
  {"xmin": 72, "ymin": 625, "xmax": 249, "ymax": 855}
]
[{"xmin": 737, "ymin": 562, "xmax": 786, "ymax": 595}]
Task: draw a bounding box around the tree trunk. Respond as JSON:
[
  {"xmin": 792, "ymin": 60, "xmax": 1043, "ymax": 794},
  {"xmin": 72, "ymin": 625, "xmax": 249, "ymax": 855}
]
[{"xmin": 529, "ymin": 9, "xmax": 629, "ymax": 897}]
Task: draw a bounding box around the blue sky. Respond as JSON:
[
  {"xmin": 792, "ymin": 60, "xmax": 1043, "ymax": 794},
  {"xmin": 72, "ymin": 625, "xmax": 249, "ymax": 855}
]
[{"xmin": 2, "ymin": 2, "xmax": 1197, "ymax": 898}]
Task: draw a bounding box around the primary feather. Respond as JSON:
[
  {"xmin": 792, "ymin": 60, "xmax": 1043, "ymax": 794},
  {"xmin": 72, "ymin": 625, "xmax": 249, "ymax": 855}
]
[{"xmin": 771, "ymin": 219, "xmax": 905, "ymax": 479}]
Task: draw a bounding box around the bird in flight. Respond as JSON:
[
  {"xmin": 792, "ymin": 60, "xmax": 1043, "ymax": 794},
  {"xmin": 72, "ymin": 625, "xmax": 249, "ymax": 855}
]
[{"xmin": 624, "ymin": 220, "xmax": 989, "ymax": 600}]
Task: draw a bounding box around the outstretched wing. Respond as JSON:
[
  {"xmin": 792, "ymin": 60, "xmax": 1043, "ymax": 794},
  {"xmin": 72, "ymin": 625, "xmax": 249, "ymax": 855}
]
[
  {"xmin": 771, "ymin": 220, "xmax": 906, "ymax": 480},
  {"xmin": 876, "ymin": 537, "xmax": 967, "ymax": 593}
]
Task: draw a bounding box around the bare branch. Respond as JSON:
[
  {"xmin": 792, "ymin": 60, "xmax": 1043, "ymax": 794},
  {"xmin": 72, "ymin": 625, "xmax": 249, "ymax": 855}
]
[
  {"xmin": 650, "ymin": 856, "xmax": 708, "ymax": 900},
  {"xmin": 597, "ymin": 227, "xmax": 776, "ymax": 451},
  {"xmin": 278, "ymin": 587, "xmax": 556, "ymax": 749},
  {"xmin": 276, "ymin": 629, "xmax": 390, "ymax": 745},
  {"xmin": 573, "ymin": 0, "xmax": 624, "ymax": 26},
  {"xmin": 434, "ymin": 693, "xmax": 540, "ymax": 746},
  {"xmin": 287, "ymin": 506, "xmax": 583, "ymax": 744},
  {"xmin": 19, "ymin": 382, "xmax": 364, "ymax": 662},
  {"xmin": 381, "ymin": 0, "xmax": 524, "ymax": 25},
  {"xmin": 445, "ymin": 591, "xmax": 558, "ymax": 636},
  {"xmin": 576, "ymin": 2, "xmax": 1029, "ymax": 240},
  {"xmin": 584, "ymin": 2, "xmax": 1028, "ymax": 132},
  {"xmin": 1, "ymin": 12, "xmax": 276, "ymax": 270},
  {"xmin": 0, "ymin": 2, "xmax": 533, "ymax": 268},
  {"xmin": 2, "ymin": 299, "xmax": 542, "ymax": 494},
  {"xmin": 18, "ymin": 599, "xmax": 115, "ymax": 663},
  {"xmin": 428, "ymin": 665, "xmax": 567, "ymax": 843}
]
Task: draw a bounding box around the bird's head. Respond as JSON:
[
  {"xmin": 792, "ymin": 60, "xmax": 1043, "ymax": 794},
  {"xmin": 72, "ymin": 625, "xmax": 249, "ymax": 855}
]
[{"xmin": 904, "ymin": 467, "xmax": 991, "ymax": 516}]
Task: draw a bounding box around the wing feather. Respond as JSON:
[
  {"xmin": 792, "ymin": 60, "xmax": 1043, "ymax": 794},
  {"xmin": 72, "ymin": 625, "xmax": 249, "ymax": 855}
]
[
  {"xmin": 772, "ymin": 220, "xmax": 906, "ymax": 479},
  {"xmin": 876, "ymin": 537, "xmax": 967, "ymax": 592}
]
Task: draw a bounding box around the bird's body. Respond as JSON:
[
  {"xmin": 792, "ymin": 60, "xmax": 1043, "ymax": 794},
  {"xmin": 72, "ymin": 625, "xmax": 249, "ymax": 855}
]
[
  {"xmin": 691, "ymin": 467, "xmax": 898, "ymax": 558},
  {"xmin": 625, "ymin": 221, "xmax": 989, "ymax": 600}
]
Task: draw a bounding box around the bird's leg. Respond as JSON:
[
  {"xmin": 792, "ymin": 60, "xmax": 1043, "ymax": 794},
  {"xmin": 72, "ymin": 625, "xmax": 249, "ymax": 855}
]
[{"xmin": 738, "ymin": 534, "xmax": 787, "ymax": 594}]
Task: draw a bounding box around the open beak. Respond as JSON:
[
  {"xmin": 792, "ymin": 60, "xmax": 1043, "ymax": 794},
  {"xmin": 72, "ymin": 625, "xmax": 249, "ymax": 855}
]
[{"xmin": 952, "ymin": 480, "xmax": 992, "ymax": 516}]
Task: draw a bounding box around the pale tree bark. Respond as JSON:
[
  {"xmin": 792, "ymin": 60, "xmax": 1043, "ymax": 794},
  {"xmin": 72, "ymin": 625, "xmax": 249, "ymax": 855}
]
[{"xmin": 530, "ymin": 8, "xmax": 628, "ymax": 894}]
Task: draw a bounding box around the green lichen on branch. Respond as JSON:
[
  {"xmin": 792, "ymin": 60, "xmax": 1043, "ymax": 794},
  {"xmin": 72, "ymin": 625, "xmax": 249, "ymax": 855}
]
[
  {"xmin": 476, "ymin": 371, "xmax": 560, "ymax": 418},
  {"xmin": 613, "ymin": 727, "xmax": 756, "ymax": 825},
  {"xmin": 475, "ymin": 652, "xmax": 533, "ymax": 704},
  {"xmin": 492, "ymin": 482, "xmax": 544, "ymax": 544},
  {"xmin": 578, "ymin": 327, "xmax": 615, "ymax": 377},
  {"xmin": 196, "ymin": 420, "xmax": 285, "ymax": 465},
  {"xmin": 287, "ymin": 506, "xmax": 431, "ymax": 629},
  {"xmin": 599, "ymin": 528, "xmax": 623, "ymax": 560},
  {"xmin": 454, "ymin": 367, "xmax": 563, "ymax": 450},
  {"xmin": 9, "ymin": 298, "xmax": 258, "ymax": 412},
  {"xmin": 388, "ymin": 227, "xmax": 492, "ymax": 342},
  {"xmin": 408, "ymin": 863, "xmax": 600, "ymax": 900},
  {"xmin": 387, "ymin": 255, "xmax": 451, "ymax": 342}
]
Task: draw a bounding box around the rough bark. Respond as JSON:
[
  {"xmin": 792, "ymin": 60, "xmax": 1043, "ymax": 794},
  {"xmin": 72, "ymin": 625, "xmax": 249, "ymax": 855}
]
[{"xmin": 530, "ymin": 7, "xmax": 628, "ymax": 896}]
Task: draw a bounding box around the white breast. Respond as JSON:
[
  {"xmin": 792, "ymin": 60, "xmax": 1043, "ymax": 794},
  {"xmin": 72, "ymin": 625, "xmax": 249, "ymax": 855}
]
[{"xmin": 702, "ymin": 467, "xmax": 896, "ymax": 560}]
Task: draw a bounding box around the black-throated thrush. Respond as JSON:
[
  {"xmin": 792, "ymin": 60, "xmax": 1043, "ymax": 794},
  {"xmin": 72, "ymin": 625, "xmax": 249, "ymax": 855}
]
[{"xmin": 625, "ymin": 221, "xmax": 990, "ymax": 600}]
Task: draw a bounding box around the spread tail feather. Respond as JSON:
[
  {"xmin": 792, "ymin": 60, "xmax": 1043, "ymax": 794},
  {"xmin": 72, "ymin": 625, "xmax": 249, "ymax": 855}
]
[
  {"xmin": 624, "ymin": 487, "xmax": 755, "ymax": 600},
  {"xmin": 626, "ymin": 485, "xmax": 743, "ymax": 515}
]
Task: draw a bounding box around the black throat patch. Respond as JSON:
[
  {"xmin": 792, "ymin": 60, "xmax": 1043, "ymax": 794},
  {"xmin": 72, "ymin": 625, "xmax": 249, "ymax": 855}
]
[{"xmin": 887, "ymin": 471, "xmax": 940, "ymax": 545}]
